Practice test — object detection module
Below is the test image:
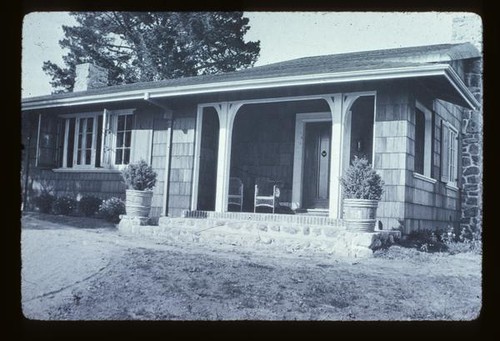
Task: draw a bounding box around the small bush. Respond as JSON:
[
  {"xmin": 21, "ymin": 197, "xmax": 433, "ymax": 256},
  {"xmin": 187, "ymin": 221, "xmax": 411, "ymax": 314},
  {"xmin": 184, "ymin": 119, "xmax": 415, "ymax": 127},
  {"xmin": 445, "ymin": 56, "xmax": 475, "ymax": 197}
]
[
  {"xmin": 33, "ymin": 192, "xmax": 55, "ymax": 213},
  {"xmin": 399, "ymin": 230, "xmax": 448, "ymax": 253},
  {"xmin": 98, "ymin": 197, "xmax": 125, "ymax": 223},
  {"xmin": 440, "ymin": 226, "xmax": 482, "ymax": 255},
  {"xmin": 79, "ymin": 195, "xmax": 103, "ymax": 217},
  {"xmin": 53, "ymin": 196, "xmax": 78, "ymax": 215},
  {"xmin": 122, "ymin": 160, "xmax": 157, "ymax": 191},
  {"xmin": 341, "ymin": 156, "xmax": 384, "ymax": 200}
]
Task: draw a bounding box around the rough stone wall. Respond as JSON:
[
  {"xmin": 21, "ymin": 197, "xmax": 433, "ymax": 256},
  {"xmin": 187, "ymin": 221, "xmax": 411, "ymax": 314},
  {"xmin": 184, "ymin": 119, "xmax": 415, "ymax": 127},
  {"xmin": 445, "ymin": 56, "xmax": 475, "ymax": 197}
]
[
  {"xmin": 460, "ymin": 58, "xmax": 483, "ymax": 236},
  {"xmin": 451, "ymin": 14, "xmax": 483, "ymax": 237}
]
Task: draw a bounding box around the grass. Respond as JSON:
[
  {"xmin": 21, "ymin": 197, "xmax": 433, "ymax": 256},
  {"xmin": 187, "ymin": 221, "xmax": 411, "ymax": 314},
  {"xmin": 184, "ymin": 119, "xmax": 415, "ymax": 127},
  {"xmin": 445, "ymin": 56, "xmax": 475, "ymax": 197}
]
[{"xmin": 22, "ymin": 212, "xmax": 482, "ymax": 321}]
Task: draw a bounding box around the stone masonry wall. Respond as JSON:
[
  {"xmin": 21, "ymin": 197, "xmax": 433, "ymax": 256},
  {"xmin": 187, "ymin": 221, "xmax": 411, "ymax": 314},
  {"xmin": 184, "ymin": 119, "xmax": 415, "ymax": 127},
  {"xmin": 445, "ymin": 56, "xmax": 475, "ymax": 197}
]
[
  {"xmin": 461, "ymin": 58, "xmax": 483, "ymax": 236},
  {"xmin": 451, "ymin": 14, "xmax": 483, "ymax": 237}
]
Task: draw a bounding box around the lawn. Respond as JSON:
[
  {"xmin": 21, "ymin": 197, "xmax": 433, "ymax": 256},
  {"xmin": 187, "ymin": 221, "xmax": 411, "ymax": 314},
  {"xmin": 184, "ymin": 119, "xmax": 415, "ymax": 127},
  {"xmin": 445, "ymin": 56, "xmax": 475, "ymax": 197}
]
[{"xmin": 22, "ymin": 213, "xmax": 482, "ymax": 321}]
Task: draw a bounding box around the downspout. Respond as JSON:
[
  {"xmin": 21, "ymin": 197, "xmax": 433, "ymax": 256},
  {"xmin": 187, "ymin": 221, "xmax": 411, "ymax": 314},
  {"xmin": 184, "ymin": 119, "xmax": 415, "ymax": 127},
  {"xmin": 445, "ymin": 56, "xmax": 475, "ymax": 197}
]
[
  {"xmin": 144, "ymin": 92, "xmax": 174, "ymax": 216},
  {"xmin": 23, "ymin": 135, "xmax": 31, "ymax": 210}
]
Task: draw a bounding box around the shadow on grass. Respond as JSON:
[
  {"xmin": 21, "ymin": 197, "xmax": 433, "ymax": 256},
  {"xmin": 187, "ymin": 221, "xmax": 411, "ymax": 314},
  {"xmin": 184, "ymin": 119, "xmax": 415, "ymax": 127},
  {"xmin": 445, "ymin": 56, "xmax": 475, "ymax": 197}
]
[{"xmin": 21, "ymin": 211, "xmax": 117, "ymax": 230}]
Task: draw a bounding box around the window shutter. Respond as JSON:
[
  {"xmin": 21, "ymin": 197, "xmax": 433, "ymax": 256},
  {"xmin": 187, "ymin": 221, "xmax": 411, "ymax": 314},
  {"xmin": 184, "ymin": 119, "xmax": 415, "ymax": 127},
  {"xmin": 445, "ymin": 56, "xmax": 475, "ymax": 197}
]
[
  {"xmin": 440, "ymin": 120, "xmax": 449, "ymax": 183},
  {"xmin": 37, "ymin": 114, "xmax": 62, "ymax": 168}
]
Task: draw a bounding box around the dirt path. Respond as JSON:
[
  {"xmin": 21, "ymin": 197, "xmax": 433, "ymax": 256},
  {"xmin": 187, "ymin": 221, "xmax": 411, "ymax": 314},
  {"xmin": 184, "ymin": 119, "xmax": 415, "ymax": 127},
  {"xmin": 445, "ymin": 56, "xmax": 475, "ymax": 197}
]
[{"xmin": 21, "ymin": 213, "xmax": 481, "ymax": 320}]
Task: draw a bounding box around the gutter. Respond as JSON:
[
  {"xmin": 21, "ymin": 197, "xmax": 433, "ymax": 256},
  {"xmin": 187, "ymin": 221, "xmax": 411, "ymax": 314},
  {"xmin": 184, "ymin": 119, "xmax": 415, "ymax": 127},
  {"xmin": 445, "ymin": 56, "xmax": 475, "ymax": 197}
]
[
  {"xmin": 444, "ymin": 66, "xmax": 480, "ymax": 111},
  {"xmin": 21, "ymin": 64, "xmax": 477, "ymax": 111}
]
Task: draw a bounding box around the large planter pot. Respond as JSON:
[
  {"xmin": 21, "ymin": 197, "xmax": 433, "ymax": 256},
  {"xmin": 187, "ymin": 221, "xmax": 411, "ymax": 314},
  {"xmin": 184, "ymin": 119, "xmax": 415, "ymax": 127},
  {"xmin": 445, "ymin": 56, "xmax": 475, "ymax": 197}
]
[
  {"xmin": 342, "ymin": 199, "xmax": 379, "ymax": 232},
  {"xmin": 125, "ymin": 189, "xmax": 153, "ymax": 218}
]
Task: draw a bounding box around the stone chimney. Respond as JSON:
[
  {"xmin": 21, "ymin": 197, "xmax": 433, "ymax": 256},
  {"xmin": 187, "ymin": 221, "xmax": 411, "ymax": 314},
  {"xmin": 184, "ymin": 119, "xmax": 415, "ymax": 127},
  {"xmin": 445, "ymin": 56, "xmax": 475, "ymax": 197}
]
[
  {"xmin": 73, "ymin": 63, "xmax": 108, "ymax": 92},
  {"xmin": 451, "ymin": 14, "xmax": 482, "ymax": 52},
  {"xmin": 451, "ymin": 14, "xmax": 483, "ymax": 238}
]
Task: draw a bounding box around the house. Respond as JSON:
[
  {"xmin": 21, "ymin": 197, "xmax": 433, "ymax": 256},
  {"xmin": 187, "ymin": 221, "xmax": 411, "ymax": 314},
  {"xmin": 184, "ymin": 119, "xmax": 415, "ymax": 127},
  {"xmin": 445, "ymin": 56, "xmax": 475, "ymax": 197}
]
[{"xmin": 21, "ymin": 23, "xmax": 482, "ymax": 235}]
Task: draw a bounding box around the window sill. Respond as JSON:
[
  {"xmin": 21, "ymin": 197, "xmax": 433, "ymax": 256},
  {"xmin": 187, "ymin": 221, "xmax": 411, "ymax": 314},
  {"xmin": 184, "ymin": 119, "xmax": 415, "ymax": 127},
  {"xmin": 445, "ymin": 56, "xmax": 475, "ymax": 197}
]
[
  {"xmin": 52, "ymin": 168, "xmax": 122, "ymax": 173},
  {"xmin": 445, "ymin": 183, "xmax": 459, "ymax": 192},
  {"xmin": 412, "ymin": 172, "xmax": 437, "ymax": 184}
]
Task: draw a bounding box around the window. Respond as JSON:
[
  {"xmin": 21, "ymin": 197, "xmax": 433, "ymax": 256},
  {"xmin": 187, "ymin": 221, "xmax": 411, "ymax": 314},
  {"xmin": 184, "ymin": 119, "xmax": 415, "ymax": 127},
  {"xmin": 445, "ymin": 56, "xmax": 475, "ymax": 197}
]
[
  {"xmin": 414, "ymin": 102, "xmax": 432, "ymax": 178},
  {"xmin": 115, "ymin": 115, "xmax": 132, "ymax": 165},
  {"xmin": 60, "ymin": 109, "xmax": 134, "ymax": 169},
  {"xmin": 414, "ymin": 109, "xmax": 425, "ymax": 174},
  {"xmin": 36, "ymin": 113, "xmax": 63, "ymax": 168},
  {"xmin": 441, "ymin": 121, "xmax": 459, "ymax": 186}
]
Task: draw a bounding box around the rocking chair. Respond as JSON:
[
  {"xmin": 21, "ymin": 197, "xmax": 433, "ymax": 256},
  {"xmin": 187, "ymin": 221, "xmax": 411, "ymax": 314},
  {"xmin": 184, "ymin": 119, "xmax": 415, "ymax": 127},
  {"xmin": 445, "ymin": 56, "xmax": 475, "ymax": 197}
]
[
  {"xmin": 228, "ymin": 177, "xmax": 244, "ymax": 211},
  {"xmin": 254, "ymin": 178, "xmax": 281, "ymax": 213}
]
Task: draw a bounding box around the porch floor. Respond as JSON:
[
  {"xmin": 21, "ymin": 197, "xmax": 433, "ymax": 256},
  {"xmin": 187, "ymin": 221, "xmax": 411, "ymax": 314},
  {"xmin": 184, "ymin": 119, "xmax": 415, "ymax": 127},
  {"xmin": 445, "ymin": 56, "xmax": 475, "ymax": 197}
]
[{"xmin": 118, "ymin": 212, "xmax": 401, "ymax": 258}]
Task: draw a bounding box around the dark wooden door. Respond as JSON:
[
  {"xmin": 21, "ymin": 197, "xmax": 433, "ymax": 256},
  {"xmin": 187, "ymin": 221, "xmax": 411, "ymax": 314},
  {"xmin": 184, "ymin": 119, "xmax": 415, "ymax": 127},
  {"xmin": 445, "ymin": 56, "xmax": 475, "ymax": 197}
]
[{"xmin": 303, "ymin": 122, "xmax": 331, "ymax": 209}]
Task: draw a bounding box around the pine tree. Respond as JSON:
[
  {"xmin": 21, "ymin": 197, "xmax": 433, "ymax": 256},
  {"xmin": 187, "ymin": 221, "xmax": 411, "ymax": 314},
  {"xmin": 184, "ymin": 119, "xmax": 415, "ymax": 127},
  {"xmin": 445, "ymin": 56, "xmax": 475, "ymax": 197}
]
[{"xmin": 43, "ymin": 12, "xmax": 261, "ymax": 93}]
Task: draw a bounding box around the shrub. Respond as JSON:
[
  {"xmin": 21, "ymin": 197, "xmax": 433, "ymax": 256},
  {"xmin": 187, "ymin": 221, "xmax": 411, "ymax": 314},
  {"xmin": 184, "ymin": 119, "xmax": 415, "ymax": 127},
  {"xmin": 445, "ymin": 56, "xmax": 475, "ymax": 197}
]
[
  {"xmin": 98, "ymin": 197, "xmax": 126, "ymax": 223},
  {"xmin": 340, "ymin": 156, "xmax": 384, "ymax": 200},
  {"xmin": 32, "ymin": 192, "xmax": 55, "ymax": 213},
  {"xmin": 121, "ymin": 160, "xmax": 157, "ymax": 191},
  {"xmin": 399, "ymin": 230, "xmax": 448, "ymax": 253},
  {"xmin": 79, "ymin": 195, "xmax": 103, "ymax": 217},
  {"xmin": 440, "ymin": 225, "xmax": 482, "ymax": 255},
  {"xmin": 53, "ymin": 196, "xmax": 78, "ymax": 215}
]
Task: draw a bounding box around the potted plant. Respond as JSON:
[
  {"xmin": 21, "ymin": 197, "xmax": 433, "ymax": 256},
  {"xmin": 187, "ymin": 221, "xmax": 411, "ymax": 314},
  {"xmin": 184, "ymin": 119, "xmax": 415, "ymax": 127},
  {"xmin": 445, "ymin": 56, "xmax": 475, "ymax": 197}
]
[
  {"xmin": 340, "ymin": 156, "xmax": 384, "ymax": 232},
  {"xmin": 121, "ymin": 160, "xmax": 157, "ymax": 218}
]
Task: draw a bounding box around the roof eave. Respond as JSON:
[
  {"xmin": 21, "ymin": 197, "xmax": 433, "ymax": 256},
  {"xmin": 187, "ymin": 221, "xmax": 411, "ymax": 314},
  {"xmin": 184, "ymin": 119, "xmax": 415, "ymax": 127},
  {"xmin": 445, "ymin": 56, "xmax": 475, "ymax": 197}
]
[
  {"xmin": 22, "ymin": 64, "xmax": 471, "ymax": 111},
  {"xmin": 444, "ymin": 66, "xmax": 481, "ymax": 111}
]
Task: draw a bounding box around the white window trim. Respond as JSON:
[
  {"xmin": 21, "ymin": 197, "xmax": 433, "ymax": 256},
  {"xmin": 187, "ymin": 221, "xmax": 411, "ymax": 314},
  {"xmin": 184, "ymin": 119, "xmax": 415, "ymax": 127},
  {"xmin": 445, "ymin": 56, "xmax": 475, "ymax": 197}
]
[
  {"xmin": 73, "ymin": 116, "xmax": 99, "ymax": 169},
  {"xmin": 415, "ymin": 101, "xmax": 433, "ymax": 178},
  {"xmin": 443, "ymin": 120, "xmax": 459, "ymax": 187},
  {"xmin": 58, "ymin": 109, "xmax": 135, "ymax": 170},
  {"xmin": 110, "ymin": 112, "xmax": 134, "ymax": 169},
  {"xmin": 413, "ymin": 172, "xmax": 437, "ymax": 184}
]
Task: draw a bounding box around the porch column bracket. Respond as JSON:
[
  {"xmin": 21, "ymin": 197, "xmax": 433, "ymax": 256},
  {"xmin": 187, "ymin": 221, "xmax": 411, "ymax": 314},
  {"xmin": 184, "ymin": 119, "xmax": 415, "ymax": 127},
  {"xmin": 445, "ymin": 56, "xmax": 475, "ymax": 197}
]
[
  {"xmin": 214, "ymin": 102, "xmax": 241, "ymax": 212},
  {"xmin": 342, "ymin": 95, "xmax": 363, "ymax": 124}
]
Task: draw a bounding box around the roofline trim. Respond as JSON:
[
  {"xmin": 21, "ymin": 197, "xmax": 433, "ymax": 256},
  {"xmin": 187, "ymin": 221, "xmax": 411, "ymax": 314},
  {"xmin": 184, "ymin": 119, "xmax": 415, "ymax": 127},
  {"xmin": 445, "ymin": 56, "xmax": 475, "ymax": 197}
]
[
  {"xmin": 23, "ymin": 64, "xmax": 461, "ymax": 111},
  {"xmin": 444, "ymin": 66, "xmax": 480, "ymax": 110}
]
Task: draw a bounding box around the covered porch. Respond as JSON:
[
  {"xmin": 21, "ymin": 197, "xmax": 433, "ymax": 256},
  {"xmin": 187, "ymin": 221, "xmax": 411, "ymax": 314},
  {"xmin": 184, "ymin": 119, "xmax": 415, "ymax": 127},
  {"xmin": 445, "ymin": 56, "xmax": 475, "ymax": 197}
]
[{"xmin": 190, "ymin": 92, "xmax": 376, "ymax": 220}]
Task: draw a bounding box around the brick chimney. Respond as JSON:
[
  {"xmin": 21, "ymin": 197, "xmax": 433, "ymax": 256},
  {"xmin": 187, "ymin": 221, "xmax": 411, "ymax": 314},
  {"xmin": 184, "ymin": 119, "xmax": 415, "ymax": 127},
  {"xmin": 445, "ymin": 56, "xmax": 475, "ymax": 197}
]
[{"xmin": 73, "ymin": 63, "xmax": 108, "ymax": 92}]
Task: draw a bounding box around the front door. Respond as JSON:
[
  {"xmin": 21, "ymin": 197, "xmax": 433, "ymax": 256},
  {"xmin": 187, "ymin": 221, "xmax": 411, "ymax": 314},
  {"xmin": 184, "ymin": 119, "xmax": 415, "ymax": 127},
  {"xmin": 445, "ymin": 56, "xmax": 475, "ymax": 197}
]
[{"xmin": 302, "ymin": 122, "xmax": 331, "ymax": 209}]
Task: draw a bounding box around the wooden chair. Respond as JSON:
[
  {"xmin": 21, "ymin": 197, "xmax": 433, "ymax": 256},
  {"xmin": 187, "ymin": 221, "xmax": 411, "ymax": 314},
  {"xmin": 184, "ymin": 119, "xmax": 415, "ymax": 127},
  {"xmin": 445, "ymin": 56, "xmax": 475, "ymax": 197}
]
[
  {"xmin": 228, "ymin": 177, "xmax": 244, "ymax": 211},
  {"xmin": 254, "ymin": 178, "xmax": 281, "ymax": 213}
]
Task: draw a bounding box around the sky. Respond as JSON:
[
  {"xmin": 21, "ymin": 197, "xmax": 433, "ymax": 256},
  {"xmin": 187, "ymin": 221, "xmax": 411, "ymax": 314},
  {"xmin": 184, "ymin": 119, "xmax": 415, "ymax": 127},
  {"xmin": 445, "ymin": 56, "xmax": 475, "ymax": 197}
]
[{"xmin": 21, "ymin": 11, "xmax": 481, "ymax": 98}]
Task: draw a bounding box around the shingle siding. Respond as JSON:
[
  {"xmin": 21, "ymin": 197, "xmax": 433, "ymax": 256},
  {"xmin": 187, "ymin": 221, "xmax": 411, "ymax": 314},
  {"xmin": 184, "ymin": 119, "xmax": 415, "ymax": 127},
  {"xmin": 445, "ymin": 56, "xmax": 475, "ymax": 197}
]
[{"xmin": 166, "ymin": 104, "xmax": 197, "ymax": 217}]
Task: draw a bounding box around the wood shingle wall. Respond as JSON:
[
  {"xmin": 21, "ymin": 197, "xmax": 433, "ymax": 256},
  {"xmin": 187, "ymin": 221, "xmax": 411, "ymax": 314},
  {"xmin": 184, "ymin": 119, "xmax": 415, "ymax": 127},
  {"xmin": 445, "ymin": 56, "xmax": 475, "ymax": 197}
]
[
  {"xmin": 166, "ymin": 104, "xmax": 197, "ymax": 217},
  {"xmin": 373, "ymin": 85, "xmax": 411, "ymax": 230}
]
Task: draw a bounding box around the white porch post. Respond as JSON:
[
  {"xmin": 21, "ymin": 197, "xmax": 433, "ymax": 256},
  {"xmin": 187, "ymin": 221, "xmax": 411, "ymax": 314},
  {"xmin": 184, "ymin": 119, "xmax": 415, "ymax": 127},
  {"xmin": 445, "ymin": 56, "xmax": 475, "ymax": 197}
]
[
  {"xmin": 190, "ymin": 106, "xmax": 204, "ymax": 211},
  {"xmin": 214, "ymin": 103, "xmax": 241, "ymax": 212},
  {"xmin": 324, "ymin": 95, "xmax": 343, "ymax": 219}
]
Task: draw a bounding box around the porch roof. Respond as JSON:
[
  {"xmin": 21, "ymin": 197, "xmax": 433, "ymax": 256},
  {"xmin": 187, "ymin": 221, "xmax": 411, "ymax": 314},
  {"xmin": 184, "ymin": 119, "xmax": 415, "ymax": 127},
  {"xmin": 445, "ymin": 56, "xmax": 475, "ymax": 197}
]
[{"xmin": 22, "ymin": 43, "xmax": 480, "ymax": 111}]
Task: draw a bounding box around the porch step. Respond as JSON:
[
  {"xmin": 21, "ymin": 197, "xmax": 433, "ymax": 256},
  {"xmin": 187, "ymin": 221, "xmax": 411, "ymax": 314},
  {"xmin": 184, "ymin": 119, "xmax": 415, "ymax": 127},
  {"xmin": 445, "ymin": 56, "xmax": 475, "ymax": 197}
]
[
  {"xmin": 181, "ymin": 210, "xmax": 341, "ymax": 226},
  {"xmin": 294, "ymin": 209, "xmax": 329, "ymax": 217},
  {"xmin": 118, "ymin": 215, "xmax": 401, "ymax": 259}
]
